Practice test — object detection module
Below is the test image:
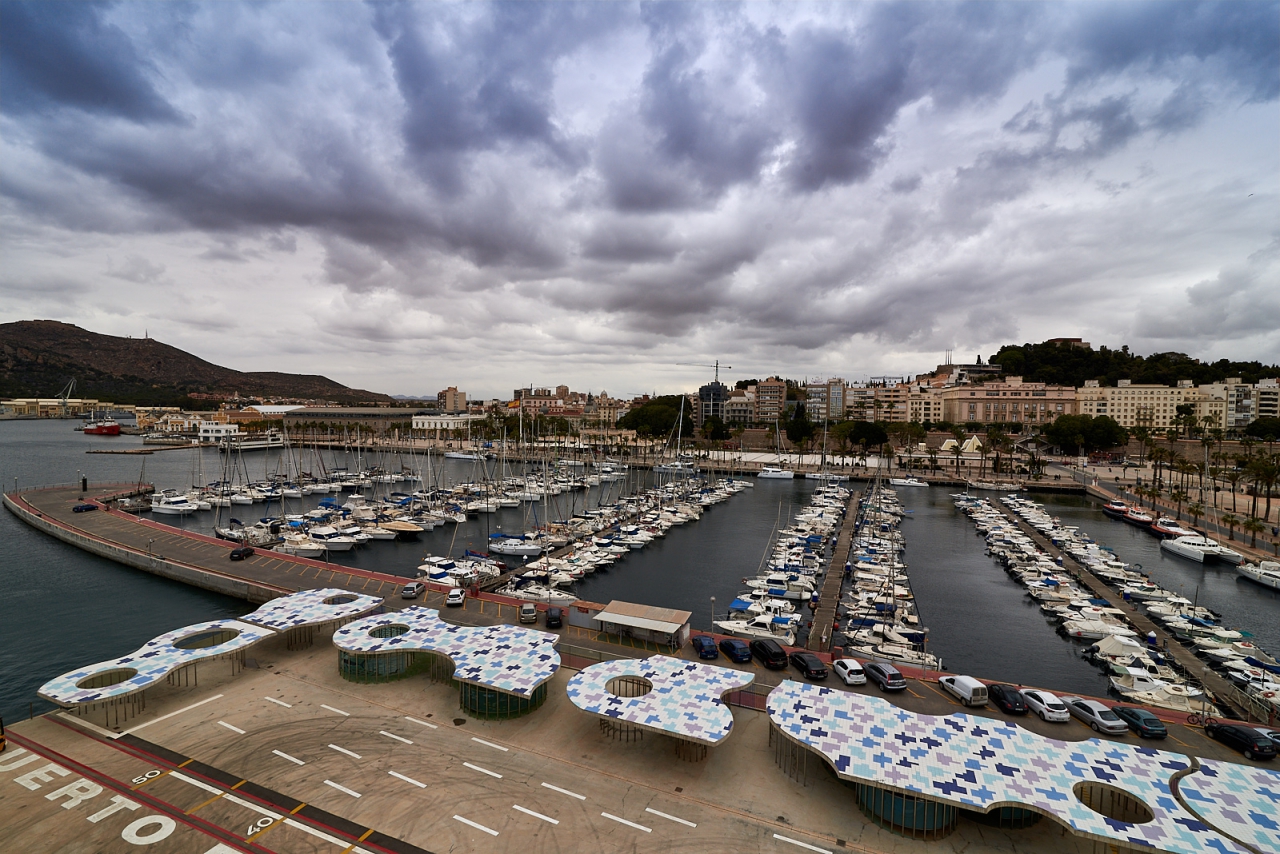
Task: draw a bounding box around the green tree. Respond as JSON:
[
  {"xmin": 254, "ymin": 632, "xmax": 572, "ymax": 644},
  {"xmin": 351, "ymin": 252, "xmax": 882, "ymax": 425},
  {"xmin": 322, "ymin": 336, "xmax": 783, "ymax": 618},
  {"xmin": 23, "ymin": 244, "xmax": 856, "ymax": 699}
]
[
  {"xmin": 785, "ymin": 402, "xmax": 815, "ymax": 446},
  {"xmin": 1221, "ymin": 513, "xmax": 1240, "ymax": 541},
  {"xmin": 701, "ymin": 415, "xmax": 730, "ymax": 442},
  {"xmin": 1188, "ymin": 501, "xmax": 1203, "ymax": 526},
  {"xmin": 1242, "ymin": 516, "xmax": 1265, "ymax": 548}
]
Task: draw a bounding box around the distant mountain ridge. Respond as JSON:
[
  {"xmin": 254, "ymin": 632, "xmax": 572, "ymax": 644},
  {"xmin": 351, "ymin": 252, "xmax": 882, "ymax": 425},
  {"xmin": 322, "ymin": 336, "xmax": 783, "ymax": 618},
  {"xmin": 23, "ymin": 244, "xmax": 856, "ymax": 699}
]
[{"xmin": 0, "ymin": 320, "xmax": 393, "ymax": 406}]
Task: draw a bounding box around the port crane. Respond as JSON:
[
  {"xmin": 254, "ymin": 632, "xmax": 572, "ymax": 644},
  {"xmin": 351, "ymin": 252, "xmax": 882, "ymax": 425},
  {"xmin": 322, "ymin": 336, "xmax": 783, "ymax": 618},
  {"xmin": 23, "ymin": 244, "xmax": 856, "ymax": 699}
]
[
  {"xmin": 676, "ymin": 360, "xmax": 732, "ymax": 383},
  {"xmin": 56, "ymin": 378, "xmax": 76, "ymax": 417}
]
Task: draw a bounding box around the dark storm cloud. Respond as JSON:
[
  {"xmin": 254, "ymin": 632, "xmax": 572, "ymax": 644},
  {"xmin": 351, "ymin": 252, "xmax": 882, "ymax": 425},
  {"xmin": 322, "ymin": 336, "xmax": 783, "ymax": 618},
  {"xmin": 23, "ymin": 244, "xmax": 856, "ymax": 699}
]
[
  {"xmin": 0, "ymin": 1, "xmax": 178, "ymax": 122},
  {"xmin": 1, "ymin": 0, "xmax": 1277, "ymax": 383}
]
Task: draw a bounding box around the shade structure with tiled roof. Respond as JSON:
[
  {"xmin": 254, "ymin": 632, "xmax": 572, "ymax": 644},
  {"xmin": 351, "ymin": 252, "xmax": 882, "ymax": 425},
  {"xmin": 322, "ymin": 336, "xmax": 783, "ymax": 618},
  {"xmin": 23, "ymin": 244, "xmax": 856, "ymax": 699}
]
[
  {"xmin": 241, "ymin": 588, "xmax": 382, "ymax": 631},
  {"xmin": 767, "ymin": 681, "xmax": 1271, "ymax": 854}
]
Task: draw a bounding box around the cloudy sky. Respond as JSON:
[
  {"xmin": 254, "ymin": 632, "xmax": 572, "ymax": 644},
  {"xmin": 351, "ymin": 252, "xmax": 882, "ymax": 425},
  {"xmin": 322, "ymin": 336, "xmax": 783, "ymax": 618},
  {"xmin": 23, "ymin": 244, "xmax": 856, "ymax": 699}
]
[{"xmin": 2, "ymin": 1, "xmax": 1277, "ymax": 398}]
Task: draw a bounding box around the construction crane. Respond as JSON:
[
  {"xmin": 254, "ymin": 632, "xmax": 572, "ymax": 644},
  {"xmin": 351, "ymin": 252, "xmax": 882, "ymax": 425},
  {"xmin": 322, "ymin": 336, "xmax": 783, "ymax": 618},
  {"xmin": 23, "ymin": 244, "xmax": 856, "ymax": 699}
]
[{"xmin": 676, "ymin": 360, "xmax": 732, "ymax": 384}]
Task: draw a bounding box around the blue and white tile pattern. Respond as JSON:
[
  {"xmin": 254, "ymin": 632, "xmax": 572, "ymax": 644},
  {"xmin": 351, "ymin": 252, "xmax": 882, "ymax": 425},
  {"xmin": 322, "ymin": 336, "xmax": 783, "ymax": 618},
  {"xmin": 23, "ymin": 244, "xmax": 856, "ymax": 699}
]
[
  {"xmin": 768, "ymin": 681, "xmax": 1259, "ymax": 854},
  {"xmin": 1178, "ymin": 758, "xmax": 1280, "ymax": 854},
  {"xmin": 242, "ymin": 588, "xmax": 382, "ymax": 630},
  {"xmin": 39, "ymin": 620, "xmax": 274, "ymax": 705},
  {"xmin": 566, "ymin": 655, "xmax": 754, "ymax": 745},
  {"xmin": 333, "ymin": 607, "xmax": 559, "ymax": 696}
]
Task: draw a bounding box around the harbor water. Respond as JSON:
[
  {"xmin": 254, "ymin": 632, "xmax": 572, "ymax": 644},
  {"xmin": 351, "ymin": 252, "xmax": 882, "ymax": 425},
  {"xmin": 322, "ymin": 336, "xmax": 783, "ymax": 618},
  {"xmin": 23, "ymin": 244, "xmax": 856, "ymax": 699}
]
[{"xmin": 3, "ymin": 419, "xmax": 1278, "ymax": 724}]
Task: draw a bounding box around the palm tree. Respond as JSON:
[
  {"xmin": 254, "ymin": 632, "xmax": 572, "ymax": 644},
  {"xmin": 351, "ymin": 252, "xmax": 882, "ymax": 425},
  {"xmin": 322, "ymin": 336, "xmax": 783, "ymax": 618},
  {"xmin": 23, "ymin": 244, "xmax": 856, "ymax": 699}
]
[
  {"xmin": 1188, "ymin": 502, "xmax": 1204, "ymax": 526},
  {"xmin": 1223, "ymin": 468, "xmax": 1243, "ymax": 513},
  {"xmin": 1170, "ymin": 489, "xmax": 1187, "ymax": 520},
  {"xmin": 1242, "ymin": 517, "xmax": 1265, "ymax": 549},
  {"xmin": 950, "ymin": 426, "xmax": 966, "ymax": 472},
  {"xmin": 1221, "ymin": 513, "xmax": 1240, "ymax": 541}
]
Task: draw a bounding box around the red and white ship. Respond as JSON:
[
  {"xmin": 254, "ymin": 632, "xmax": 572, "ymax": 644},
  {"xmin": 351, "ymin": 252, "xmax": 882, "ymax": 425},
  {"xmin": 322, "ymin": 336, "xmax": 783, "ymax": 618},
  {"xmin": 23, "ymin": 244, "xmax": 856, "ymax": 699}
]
[{"xmin": 82, "ymin": 419, "xmax": 121, "ymax": 436}]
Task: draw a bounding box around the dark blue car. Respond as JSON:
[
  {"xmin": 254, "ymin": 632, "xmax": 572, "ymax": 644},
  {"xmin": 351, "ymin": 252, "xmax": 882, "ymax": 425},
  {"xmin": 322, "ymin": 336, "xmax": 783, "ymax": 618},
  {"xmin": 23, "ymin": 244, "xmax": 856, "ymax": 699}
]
[
  {"xmin": 718, "ymin": 638, "xmax": 752, "ymax": 663},
  {"xmin": 1111, "ymin": 706, "xmax": 1167, "ymax": 739},
  {"xmin": 691, "ymin": 636, "xmax": 719, "ymax": 660}
]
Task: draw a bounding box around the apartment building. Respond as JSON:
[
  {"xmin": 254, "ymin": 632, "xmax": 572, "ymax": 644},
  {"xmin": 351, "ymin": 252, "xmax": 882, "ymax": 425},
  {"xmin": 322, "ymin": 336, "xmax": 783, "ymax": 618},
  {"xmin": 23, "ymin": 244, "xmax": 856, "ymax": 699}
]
[
  {"xmin": 1076, "ymin": 380, "xmax": 1226, "ymax": 431},
  {"xmin": 843, "ymin": 385, "xmax": 875, "ymax": 421},
  {"xmin": 1256, "ymin": 379, "xmax": 1279, "ymax": 420},
  {"xmin": 1199, "ymin": 378, "xmax": 1256, "ymax": 430},
  {"xmin": 756, "ymin": 378, "xmax": 787, "ymax": 423},
  {"xmin": 802, "ymin": 378, "xmax": 845, "ymax": 423},
  {"xmin": 940, "ymin": 377, "xmax": 1075, "ymax": 426},
  {"xmin": 437, "ymin": 386, "xmax": 467, "ymax": 413},
  {"xmin": 724, "ymin": 388, "xmax": 756, "ymax": 424}
]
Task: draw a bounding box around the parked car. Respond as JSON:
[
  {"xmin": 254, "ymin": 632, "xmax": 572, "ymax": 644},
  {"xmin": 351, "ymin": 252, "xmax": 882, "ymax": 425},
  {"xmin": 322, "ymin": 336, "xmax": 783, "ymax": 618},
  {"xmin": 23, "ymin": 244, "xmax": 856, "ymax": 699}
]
[
  {"xmin": 1205, "ymin": 722, "xmax": 1277, "ymax": 761},
  {"xmin": 749, "ymin": 638, "xmax": 788, "ymax": 670},
  {"xmin": 518, "ymin": 602, "xmax": 538, "ymax": 624},
  {"xmin": 400, "ymin": 581, "xmax": 425, "ymax": 599},
  {"xmin": 1020, "ymin": 689, "xmax": 1070, "ymax": 722},
  {"xmin": 1111, "ymin": 706, "xmax": 1167, "ymax": 739},
  {"xmin": 72, "ymin": 503, "xmax": 97, "ymax": 513},
  {"xmin": 544, "ymin": 606, "xmax": 563, "ymax": 628},
  {"xmin": 939, "ymin": 675, "xmax": 988, "ymax": 707},
  {"xmin": 228, "ymin": 546, "xmax": 254, "ymax": 561},
  {"xmin": 1062, "ymin": 697, "xmax": 1128, "ymax": 735},
  {"xmin": 445, "ymin": 588, "xmax": 466, "ymax": 607},
  {"xmin": 865, "ymin": 661, "xmax": 906, "ymax": 692},
  {"xmin": 832, "ymin": 658, "xmax": 866, "ymax": 686},
  {"xmin": 719, "ymin": 638, "xmax": 752, "ymax": 663},
  {"xmin": 1254, "ymin": 728, "xmax": 1280, "ymax": 750},
  {"xmin": 789, "ymin": 651, "xmax": 829, "ymax": 680},
  {"xmin": 987, "ymin": 683, "xmax": 1028, "ymax": 715},
  {"xmin": 691, "ymin": 635, "xmax": 719, "ymax": 660}
]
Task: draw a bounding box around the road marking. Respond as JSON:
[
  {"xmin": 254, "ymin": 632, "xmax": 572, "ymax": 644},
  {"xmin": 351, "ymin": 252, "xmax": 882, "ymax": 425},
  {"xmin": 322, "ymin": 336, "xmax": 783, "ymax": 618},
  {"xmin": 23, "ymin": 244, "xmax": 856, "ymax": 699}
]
[
  {"xmin": 323, "ymin": 779, "xmax": 361, "ymax": 798},
  {"xmin": 773, "ymin": 833, "xmax": 832, "ymax": 853},
  {"xmin": 453, "ymin": 815, "xmax": 498, "ymax": 836},
  {"xmin": 328, "ymin": 744, "xmax": 361, "ymax": 759},
  {"xmin": 513, "ymin": 804, "xmax": 558, "ymax": 824},
  {"xmin": 388, "ymin": 770, "xmax": 426, "ymax": 788},
  {"xmin": 405, "ymin": 716, "xmax": 437, "ymax": 729},
  {"xmin": 379, "ymin": 731, "xmax": 413, "ymax": 744},
  {"xmin": 602, "ymin": 812, "xmax": 651, "ymax": 832},
  {"xmin": 218, "ymin": 721, "xmax": 245, "ymax": 734},
  {"xmin": 645, "ymin": 807, "xmax": 697, "ymax": 827},
  {"xmin": 321, "ymin": 704, "xmax": 350, "ymax": 716},
  {"xmin": 542, "ymin": 782, "xmax": 586, "ymax": 800},
  {"xmin": 471, "ymin": 736, "xmax": 509, "ymax": 752},
  {"xmin": 264, "ymin": 697, "xmax": 292, "ymax": 708},
  {"xmin": 463, "ymin": 761, "xmax": 502, "ymax": 779},
  {"xmin": 272, "ymin": 750, "xmax": 305, "ymax": 766},
  {"xmin": 123, "ymin": 693, "xmax": 225, "ymax": 735}
]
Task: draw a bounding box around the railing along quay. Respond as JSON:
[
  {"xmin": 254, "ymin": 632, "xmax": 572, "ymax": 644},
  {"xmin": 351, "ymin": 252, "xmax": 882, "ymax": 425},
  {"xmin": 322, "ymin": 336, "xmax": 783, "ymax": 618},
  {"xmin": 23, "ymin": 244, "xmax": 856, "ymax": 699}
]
[
  {"xmin": 986, "ymin": 499, "xmax": 1248, "ymax": 719},
  {"xmin": 807, "ymin": 489, "xmax": 861, "ymax": 652}
]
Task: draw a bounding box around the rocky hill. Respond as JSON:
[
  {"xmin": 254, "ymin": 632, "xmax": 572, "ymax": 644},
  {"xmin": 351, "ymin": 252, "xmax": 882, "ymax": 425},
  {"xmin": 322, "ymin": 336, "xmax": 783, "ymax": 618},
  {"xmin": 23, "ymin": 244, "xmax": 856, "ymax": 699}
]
[{"xmin": 0, "ymin": 320, "xmax": 393, "ymax": 406}]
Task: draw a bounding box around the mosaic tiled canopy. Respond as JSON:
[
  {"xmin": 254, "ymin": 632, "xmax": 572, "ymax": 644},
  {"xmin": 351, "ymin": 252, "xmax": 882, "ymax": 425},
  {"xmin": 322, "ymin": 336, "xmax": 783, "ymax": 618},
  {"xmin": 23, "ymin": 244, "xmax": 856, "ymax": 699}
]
[
  {"xmin": 333, "ymin": 607, "xmax": 559, "ymax": 697},
  {"xmin": 566, "ymin": 655, "xmax": 754, "ymax": 745},
  {"xmin": 39, "ymin": 620, "xmax": 274, "ymax": 705},
  {"xmin": 1178, "ymin": 758, "xmax": 1280, "ymax": 854},
  {"xmin": 767, "ymin": 681, "xmax": 1261, "ymax": 854},
  {"xmin": 242, "ymin": 588, "xmax": 382, "ymax": 630}
]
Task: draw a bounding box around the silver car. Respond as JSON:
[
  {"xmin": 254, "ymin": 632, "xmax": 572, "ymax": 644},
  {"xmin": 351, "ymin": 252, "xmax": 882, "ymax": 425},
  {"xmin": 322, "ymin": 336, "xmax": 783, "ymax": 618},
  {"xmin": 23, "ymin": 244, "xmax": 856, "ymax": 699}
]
[
  {"xmin": 1021, "ymin": 689, "xmax": 1070, "ymax": 723},
  {"xmin": 1061, "ymin": 696, "xmax": 1128, "ymax": 735}
]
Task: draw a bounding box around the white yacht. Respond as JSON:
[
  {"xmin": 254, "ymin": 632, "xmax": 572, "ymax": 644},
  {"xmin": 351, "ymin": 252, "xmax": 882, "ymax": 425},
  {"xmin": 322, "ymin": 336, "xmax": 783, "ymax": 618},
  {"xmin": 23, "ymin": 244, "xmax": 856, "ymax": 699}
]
[
  {"xmin": 150, "ymin": 492, "xmax": 200, "ymax": 515},
  {"xmin": 1236, "ymin": 561, "xmax": 1280, "ymax": 591},
  {"xmin": 758, "ymin": 466, "xmax": 795, "ymax": 479},
  {"xmin": 1160, "ymin": 534, "xmax": 1244, "ymax": 565},
  {"xmin": 888, "ymin": 477, "xmax": 927, "ymax": 487},
  {"xmin": 713, "ymin": 614, "xmax": 798, "ymax": 646},
  {"xmin": 307, "ymin": 526, "xmax": 356, "ymax": 551}
]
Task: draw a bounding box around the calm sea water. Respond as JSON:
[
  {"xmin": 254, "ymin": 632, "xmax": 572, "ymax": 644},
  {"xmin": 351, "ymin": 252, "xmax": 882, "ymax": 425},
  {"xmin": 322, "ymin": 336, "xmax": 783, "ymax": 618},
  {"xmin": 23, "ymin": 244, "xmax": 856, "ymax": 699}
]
[{"xmin": 3, "ymin": 420, "xmax": 1276, "ymax": 722}]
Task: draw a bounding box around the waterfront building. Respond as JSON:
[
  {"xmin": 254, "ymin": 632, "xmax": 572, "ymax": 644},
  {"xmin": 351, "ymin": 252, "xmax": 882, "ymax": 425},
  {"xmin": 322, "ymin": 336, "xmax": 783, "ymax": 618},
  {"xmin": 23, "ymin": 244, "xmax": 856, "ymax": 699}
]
[
  {"xmin": 1257, "ymin": 378, "xmax": 1279, "ymax": 420},
  {"xmin": 283, "ymin": 406, "xmax": 422, "ymax": 432},
  {"xmin": 755, "ymin": 377, "xmax": 787, "ymax": 423},
  {"xmin": 1076, "ymin": 380, "xmax": 1226, "ymax": 431},
  {"xmin": 873, "ymin": 383, "xmax": 911, "ymax": 422},
  {"xmin": 1, "ymin": 397, "xmax": 119, "ymax": 418},
  {"xmin": 410, "ymin": 412, "xmax": 485, "ymax": 439},
  {"xmin": 843, "ymin": 384, "xmax": 875, "ymax": 420},
  {"xmin": 697, "ymin": 380, "xmax": 729, "ymax": 427},
  {"xmin": 1199, "ymin": 378, "xmax": 1256, "ymax": 430},
  {"xmin": 939, "ymin": 377, "xmax": 1076, "ymax": 426},
  {"xmin": 802, "ymin": 378, "xmax": 845, "ymax": 422},
  {"xmin": 724, "ymin": 388, "xmax": 756, "ymax": 424}
]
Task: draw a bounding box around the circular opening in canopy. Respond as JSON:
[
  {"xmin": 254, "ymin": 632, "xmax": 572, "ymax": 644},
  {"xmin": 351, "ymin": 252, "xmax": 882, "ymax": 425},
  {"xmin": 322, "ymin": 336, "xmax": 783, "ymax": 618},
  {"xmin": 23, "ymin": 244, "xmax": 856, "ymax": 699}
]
[
  {"xmin": 371, "ymin": 624, "xmax": 410, "ymax": 639},
  {"xmin": 606, "ymin": 676, "xmax": 653, "ymax": 698},
  {"xmin": 1073, "ymin": 782, "xmax": 1154, "ymax": 824},
  {"xmin": 76, "ymin": 668, "xmax": 139, "ymax": 689},
  {"xmin": 324, "ymin": 595, "xmax": 357, "ymax": 605},
  {"xmin": 173, "ymin": 628, "xmax": 242, "ymax": 650}
]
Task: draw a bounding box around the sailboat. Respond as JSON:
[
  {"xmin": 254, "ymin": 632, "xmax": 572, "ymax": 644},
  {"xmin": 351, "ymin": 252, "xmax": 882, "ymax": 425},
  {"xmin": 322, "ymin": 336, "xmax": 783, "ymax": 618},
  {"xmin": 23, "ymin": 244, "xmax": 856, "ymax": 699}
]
[{"xmin": 758, "ymin": 420, "xmax": 794, "ymax": 478}]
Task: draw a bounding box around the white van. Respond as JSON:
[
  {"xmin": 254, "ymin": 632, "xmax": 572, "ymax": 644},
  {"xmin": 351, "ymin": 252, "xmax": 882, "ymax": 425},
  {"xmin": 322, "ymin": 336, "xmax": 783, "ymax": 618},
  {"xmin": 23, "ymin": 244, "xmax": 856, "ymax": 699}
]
[{"xmin": 939, "ymin": 675, "xmax": 988, "ymax": 707}]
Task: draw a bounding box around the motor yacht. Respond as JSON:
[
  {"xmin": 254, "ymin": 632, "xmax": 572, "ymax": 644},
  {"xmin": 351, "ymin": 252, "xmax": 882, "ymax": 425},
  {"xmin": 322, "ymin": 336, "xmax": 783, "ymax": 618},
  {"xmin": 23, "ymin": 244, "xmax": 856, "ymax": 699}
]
[
  {"xmin": 888, "ymin": 477, "xmax": 926, "ymax": 487},
  {"xmin": 757, "ymin": 466, "xmax": 795, "ymax": 479},
  {"xmin": 1236, "ymin": 560, "xmax": 1280, "ymax": 590},
  {"xmin": 1150, "ymin": 517, "xmax": 1196, "ymax": 539}
]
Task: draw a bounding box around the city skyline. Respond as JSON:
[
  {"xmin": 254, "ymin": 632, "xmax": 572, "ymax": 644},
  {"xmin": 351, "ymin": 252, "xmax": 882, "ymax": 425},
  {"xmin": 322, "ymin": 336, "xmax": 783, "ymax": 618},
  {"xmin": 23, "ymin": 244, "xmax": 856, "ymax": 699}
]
[{"xmin": 2, "ymin": 1, "xmax": 1277, "ymax": 399}]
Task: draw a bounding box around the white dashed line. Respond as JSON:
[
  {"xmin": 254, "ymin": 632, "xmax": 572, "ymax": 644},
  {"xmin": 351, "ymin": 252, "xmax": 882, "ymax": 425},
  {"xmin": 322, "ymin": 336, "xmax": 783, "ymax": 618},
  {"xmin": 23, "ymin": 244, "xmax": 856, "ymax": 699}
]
[
  {"xmin": 645, "ymin": 807, "xmax": 697, "ymax": 827},
  {"xmin": 379, "ymin": 731, "xmax": 412, "ymax": 744},
  {"xmin": 405, "ymin": 716, "xmax": 437, "ymax": 729},
  {"xmin": 320, "ymin": 704, "xmax": 349, "ymax": 716},
  {"xmin": 773, "ymin": 833, "xmax": 832, "ymax": 853},
  {"xmin": 217, "ymin": 721, "xmax": 245, "ymax": 734},
  {"xmin": 601, "ymin": 812, "xmax": 651, "ymax": 832},
  {"xmin": 388, "ymin": 771, "xmax": 426, "ymax": 788},
  {"xmin": 541, "ymin": 782, "xmax": 586, "ymax": 800},
  {"xmin": 263, "ymin": 697, "xmax": 292, "ymax": 708},
  {"xmin": 123, "ymin": 694, "xmax": 224, "ymax": 735},
  {"xmin": 453, "ymin": 815, "xmax": 498, "ymax": 836},
  {"xmin": 272, "ymin": 750, "xmax": 305, "ymax": 766},
  {"xmin": 470, "ymin": 737, "xmax": 509, "ymax": 752},
  {"xmin": 463, "ymin": 761, "xmax": 502, "ymax": 779},
  {"xmin": 328, "ymin": 744, "xmax": 361, "ymax": 759},
  {"xmin": 323, "ymin": 780, "xmax": 361, "ymax": 798},
  {"xmin": 513, "ymin": 804, "xmax": 558, "ymax": 825}
]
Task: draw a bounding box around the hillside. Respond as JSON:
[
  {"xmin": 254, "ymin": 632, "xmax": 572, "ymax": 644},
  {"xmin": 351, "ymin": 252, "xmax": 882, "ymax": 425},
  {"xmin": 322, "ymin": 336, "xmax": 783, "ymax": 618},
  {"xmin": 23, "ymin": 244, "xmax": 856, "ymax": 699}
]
[
  {"xmin": 990, "ymin": 341, "xmax": 1280, "ymax": 388},
  {"xmin": 0, "ymin": 320, "xmax": 393, "ymax": 406}
]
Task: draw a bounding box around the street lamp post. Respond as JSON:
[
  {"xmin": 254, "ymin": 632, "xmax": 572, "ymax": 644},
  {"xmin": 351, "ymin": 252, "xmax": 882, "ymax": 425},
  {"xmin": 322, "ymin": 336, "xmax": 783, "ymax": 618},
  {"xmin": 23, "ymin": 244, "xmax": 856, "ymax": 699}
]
[{"xmin": 710, "ymin": 596, "xmax": 715, "ymax": 631}]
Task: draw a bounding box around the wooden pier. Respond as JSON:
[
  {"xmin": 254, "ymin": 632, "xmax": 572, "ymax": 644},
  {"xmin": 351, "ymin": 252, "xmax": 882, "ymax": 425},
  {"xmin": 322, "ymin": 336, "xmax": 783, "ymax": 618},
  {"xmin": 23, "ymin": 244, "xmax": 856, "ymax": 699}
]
[{"xmin": 807, "ymin": 490, "xmax": 861, "ymax": 652}]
